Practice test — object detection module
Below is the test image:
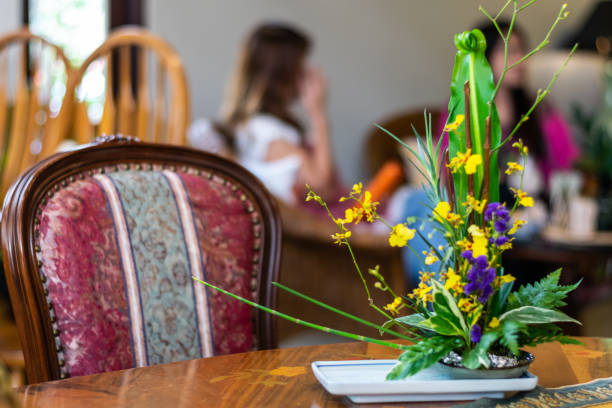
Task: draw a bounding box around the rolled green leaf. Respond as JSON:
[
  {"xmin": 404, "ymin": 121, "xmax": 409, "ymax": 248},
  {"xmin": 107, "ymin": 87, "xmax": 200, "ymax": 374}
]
[{"xmin": 448, "ymin": 29, "xmax": 502, "ymax": 203}]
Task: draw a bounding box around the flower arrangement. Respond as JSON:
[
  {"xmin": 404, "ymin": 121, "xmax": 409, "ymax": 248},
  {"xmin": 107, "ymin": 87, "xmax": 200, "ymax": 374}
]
[{"xmin": 197, "ymin": 1, "xmax": 581, "ymax": 380}]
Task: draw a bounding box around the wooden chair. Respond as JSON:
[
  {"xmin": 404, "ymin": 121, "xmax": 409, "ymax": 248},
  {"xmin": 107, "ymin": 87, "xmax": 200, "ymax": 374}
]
[
  {"xmin": 0, "ymin": 28, "xmax": 73, "ymax": 198},
  {"xmin": 59, "ymin": 26, "xmax": 190, "ymax": 145},
  {"xmin": 364, "ymin": 108, "xmax": 440, "ymax": 178},
  {"xmin": 1, "ymin": 136, "xmax": 281, "ymax": 384}
]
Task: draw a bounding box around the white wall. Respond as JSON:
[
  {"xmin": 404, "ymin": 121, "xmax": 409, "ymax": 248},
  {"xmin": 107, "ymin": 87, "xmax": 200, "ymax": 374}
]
[
  {"xmin": 148, "ymin": 1, "xmax": 596, "ymax": 183},
  {"xmin": 0, "ymin": 0, "xmax": 20, "ymax": 33}
]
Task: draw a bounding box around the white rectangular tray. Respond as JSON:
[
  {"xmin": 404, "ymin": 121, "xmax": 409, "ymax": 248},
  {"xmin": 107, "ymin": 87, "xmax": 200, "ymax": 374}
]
[{"xmin": 311, "ymin": 360, "xmax": 538, "ymax": 403}]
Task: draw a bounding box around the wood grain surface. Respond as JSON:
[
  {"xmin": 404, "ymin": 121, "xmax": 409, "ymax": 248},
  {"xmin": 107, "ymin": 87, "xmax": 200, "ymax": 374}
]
[{"xmin": 16, "ymin": 337, "xmax": 612, "ymax": 407}]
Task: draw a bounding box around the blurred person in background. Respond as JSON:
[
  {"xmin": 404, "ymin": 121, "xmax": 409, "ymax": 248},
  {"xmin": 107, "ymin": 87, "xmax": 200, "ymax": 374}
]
[{"xmin": 190, "ymin": 23, "xmax": 336, "ymax": 205}]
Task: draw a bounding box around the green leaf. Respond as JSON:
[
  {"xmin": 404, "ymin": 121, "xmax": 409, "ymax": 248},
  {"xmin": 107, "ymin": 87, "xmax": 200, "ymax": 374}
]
[
  {"xmin": 386, "ymin": 336, "xmax": 463, "ymax": 380},
  {"xmin": 431, "ymin": 280, "xmax": 468, "ymax": 334},
  {"xmin": 498, "ymin": 319, "xmax": 523, "ymax": 355},
  {"xmin": 499, "ymin": 306, "xmax": 581, "ymax": 325},
  {"xmin": 448, "ymin": 29, "xmax": 502, "ymax": 203},
  {"xmin": 421, "ymin": 314, "xmax": 464, "ymax": 337},
  {"xmin": 380, "ymin": 314, "xmax": 430, "ymax": 335},
  {"xmin": 489, "ymin": 270, "xmax": 514, "ymax": 318},
  {"xmin": 517, "ymin": 323, "xmax": 583, "ymax": 348},
  {"xmin": 462, "ymin": 331, "xmax": 499, "ymax": 369},
  {"xmin": 508, "ymin": 269, "xmax": 581, "ymax": 311}
]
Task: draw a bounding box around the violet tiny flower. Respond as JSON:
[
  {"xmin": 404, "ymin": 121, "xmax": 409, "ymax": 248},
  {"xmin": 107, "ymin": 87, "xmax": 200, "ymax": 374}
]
[
  {"xmin": 495, "ymin": 236, "xmax": 510, "ymax": 246},
  {"xmin": 494, "ymin": 220, "xmax": 509, "ymax": 233},
  {"xmin": 461, "ymin": 250, "xmax": 474, "ymax": 261},
  {"xmin": 474, "ymin": 255, "xmax": 488, "ymax": 269},
  {"xmin": 484, "ymin": 202, "xmax": 501, "ymax": 222},
  {"xmin": 470, "ymin": 324, "xmax": 482, "ymax": 343}
]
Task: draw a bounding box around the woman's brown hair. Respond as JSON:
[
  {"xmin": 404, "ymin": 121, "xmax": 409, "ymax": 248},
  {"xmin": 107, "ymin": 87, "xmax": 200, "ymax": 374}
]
[{"xmin": 220, "ymin": 23, "xmax": 311, "ymax": 145}]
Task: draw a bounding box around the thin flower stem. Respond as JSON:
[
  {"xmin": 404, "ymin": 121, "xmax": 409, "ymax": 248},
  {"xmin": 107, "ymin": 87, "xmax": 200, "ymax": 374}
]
[
  {"xmin": 494, "ymin": 0, "xmax": 513, "ymax": 20},
  {"xmin": 484, "ymin": 0, "xmax": 519, "ymax": 116},
  {"xmin": 195, "ymin": 278, "xmax": 411, "ymax": 351},
  {"xmin": 272, "ymin": 282, "xmax": 416, "ymax": 340},
  {"xmin": 484, "ymin": 1, "xmax": 570, "ymax": 123},
  {"xmin": 444, "ymin": 150, "xmax": 455, "ymax": 207},
  {"xmin": 507, "ymin": 4, "xmax": 569, "ymax": 72},
  {"xmin": 376, "ymin": 214, "xmax": 394, "ymax": 230},
  {"xmin": 517, "ymin": 0, "xmax": 538, "ymax": 12},
  {"xmin": 493, "ymin": 43, "xmax": 577, "ymax": 153},
  {"xmin": 415, "ymin": 228, "xmax": 445, "ymax": 264},
  {"xmin": 344, "ymin": 240, "xmax": 372, "ymax": 301},
  {"xmin": 306, "ymin": 188, "xmax": 373, "ymax": 301},
  {"xmin": 481, "ymin": 116, "xmax": 491, "ymax": 202},
  {"xmin": 369, "ymin": 303, "xmax": 416, "ymax": 334}
]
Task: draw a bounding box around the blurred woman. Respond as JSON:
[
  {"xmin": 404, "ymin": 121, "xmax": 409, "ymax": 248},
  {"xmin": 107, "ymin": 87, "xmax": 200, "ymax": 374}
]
[{"xmin": 219, "ymin": 23, "xmax": 335, "ymax": 204}]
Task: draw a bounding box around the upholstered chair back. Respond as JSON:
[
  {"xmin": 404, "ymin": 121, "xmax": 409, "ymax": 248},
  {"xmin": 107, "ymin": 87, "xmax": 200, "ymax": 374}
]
[{"xmin": 1, "ymin": 136, "xmax": 280, "ymax": 383}]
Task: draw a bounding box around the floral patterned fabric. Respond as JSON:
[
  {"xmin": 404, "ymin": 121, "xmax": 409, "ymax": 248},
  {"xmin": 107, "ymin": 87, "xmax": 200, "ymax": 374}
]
[{"xmin": 37, "ymin": 169, "xmax": 256, "ymax": 377}]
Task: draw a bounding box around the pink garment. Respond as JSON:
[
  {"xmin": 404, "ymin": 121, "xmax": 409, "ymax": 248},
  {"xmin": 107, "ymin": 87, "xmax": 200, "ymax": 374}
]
[
  {"xmin": 540, "ymin": 110, "xmax": 580, "ymax": 182},
  {"xmin": 437, "ymin": 108, "xmax": 580, "ymax": 188}
]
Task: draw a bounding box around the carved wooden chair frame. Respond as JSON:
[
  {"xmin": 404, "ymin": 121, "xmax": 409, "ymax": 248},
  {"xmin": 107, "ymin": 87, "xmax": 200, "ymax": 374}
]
[{"xmin": 1, "ymin": 136, "xmax": 281, "ymax": 383}]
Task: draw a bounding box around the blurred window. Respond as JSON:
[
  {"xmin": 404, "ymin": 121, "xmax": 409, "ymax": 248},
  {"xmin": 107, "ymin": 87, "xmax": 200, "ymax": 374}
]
[{"xmin": 28, "ymin": 0, "xmax": 108, "ymax": 121}]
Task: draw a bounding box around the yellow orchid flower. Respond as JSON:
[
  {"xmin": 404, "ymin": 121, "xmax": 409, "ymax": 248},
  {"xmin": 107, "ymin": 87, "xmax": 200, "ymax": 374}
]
[
  {"xmin": 433, "ymin": 201, "xmax": 463, "ymax": 226},
  {"xmin": 456, "ymin": 238, "xmax": 472, "ymax": 251},
  {"xmin": 495, "ymin": 274, "xmax": 516, "ymax": 287},
  {"xmin": 409, "ymin": 282, "xmax": 433, "ymax": 306},
  {"xmin": 447, "ymin": 149, "xmax": 482, "ymax": 175},
  {"xmin": 511, "ymin": 188, "xmax": 534, "ymax": 207},
  {"xmin": 468, "ymin": 224, "xmax": 485, "ymax": 237},
  {"xmin": 330, "ymin": 231, "xmax": 351, "ymax": 245},
  {"xmin": 464, "ymin": 195, "xmax": 486, "ymax": 213},
  {"xmin": 508, "ymin": 219, "xmax": 527, "ymax": 234},
  {"xmin": 458, "ymin": 297, "xmax": 477, "ymax": 313},
  {"xmin": 384, "ymin": 297, "xmax": 403, "ymax": 316},
  {"xmin": 389, "ymin": 224, "xmax": 416, "ymax": 247},
  {"xmin": 361, "ymin": 191, "xmax": 379, "ymax": 222},
  {"xmin": 423, "ymin": 248, "xmax": 439, "ymax": 265},
  {"xmin": 443, "ymin": 268, "xmax": 464, "ymax": 293},
  {"xmin": 472, "ymin": 235, "xmax": 488, "ymax": 258},
  {"xmin": 464, "ymin": 154, "xmax": 482, "ymax": 175},
  {"xmin": 512, "ymin": 139, "xmax": 528, "ymax": 155},
  {"xmin": 433, "ymin": 201, "xmax": 451, "ymax": 222},
  {"xmin": 505, "ymin": 161, "xmax": 524, "ymax": 175},
  {"xmin": 444, "ymin": 114, "xmax": 465, "ymax": 132},
  {"xmin": 489, "ymin": 317, "xmax": 500, "ymax": 328}
]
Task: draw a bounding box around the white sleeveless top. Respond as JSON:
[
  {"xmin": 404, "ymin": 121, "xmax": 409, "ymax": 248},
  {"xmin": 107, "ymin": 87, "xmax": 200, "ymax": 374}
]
[{"xmin": 235, "ymin": 114, "xmax": 302, "ymax": 204}]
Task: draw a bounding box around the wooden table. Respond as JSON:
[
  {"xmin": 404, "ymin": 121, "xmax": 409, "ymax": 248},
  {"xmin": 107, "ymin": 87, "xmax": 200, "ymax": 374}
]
[{"xmin": 16, "ymin": 337, "xmax": 611, "ymax": 407}]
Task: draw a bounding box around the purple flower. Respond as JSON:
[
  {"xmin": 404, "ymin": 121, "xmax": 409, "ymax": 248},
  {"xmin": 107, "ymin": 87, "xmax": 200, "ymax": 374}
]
[
  {"xmin": 486, "ymin": 202, "xmax": 511, "ymax": 233},
  {"xmin": 474, "ymin": 255, "xmax": 488, "ymax": 269},
  {"xmin": 461, "ymin": 250, "xmax": 474, "ymax": 261},
  {"xmin": 464, "ymin": 259, "xmax": 496, "ymax": 303},
  {"xmin": 484, "ymin": 202, "xmax": 502, "ymax": 222},
  {"xmin": 494, "ymin": 220, "xmax": 508, "ymax": 233},
  {"xmin": 495, "ymin": 236, "xmax": 510, "ymax": 246},
  {"xmin": 470, "ymin": 324, "xmax": 482, "ymax": 343}
]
